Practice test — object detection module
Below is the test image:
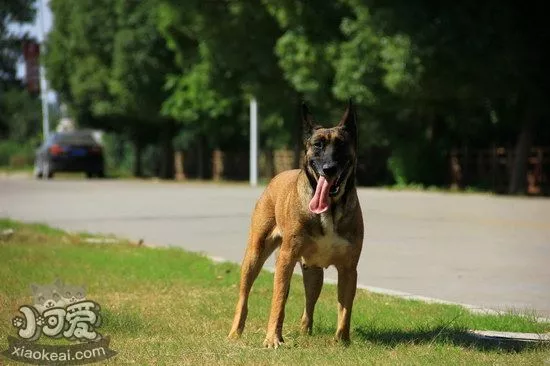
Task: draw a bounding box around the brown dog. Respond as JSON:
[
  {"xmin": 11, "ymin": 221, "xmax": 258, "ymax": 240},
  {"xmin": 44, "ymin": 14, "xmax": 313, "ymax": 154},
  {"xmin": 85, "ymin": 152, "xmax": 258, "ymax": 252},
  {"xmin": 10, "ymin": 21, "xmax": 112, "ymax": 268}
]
[{"xmin": 228, "ymin": 101, "xmax": 364, "ymax": 348}]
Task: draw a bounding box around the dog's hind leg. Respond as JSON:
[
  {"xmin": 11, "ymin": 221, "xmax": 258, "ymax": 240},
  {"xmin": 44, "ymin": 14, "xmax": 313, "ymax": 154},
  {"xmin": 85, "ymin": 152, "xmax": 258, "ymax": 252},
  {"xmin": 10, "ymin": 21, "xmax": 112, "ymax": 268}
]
[
  {"xmin": 300, "ymin": 264, "xmax": 323, "ymax": 335},
  {"xmin": 228, "ymin": 219, "xmax": 279, "ymax": 339}
]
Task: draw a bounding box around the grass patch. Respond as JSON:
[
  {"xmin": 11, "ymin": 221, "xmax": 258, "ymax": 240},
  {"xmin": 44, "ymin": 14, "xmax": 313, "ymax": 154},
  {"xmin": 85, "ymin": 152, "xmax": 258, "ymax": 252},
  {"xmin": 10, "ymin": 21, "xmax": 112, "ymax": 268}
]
[{"xmin": 0, "ymin": 219, "xmax": 548, "ymax": 365}]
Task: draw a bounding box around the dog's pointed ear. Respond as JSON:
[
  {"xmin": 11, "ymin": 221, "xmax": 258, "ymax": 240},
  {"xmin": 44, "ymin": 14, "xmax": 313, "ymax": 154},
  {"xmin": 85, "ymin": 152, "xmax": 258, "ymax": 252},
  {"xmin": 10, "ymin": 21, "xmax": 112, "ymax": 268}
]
[
  {"xmin": 338, "ymin": 98, "xmax": 357, "ymax": 142},
  {"xmin": 301, "ymin": 101, "xmax": 315, "ymax": 141},
  {"xmin": 338, "ymin": 98, "xmax": 357, "ymax": 131}
]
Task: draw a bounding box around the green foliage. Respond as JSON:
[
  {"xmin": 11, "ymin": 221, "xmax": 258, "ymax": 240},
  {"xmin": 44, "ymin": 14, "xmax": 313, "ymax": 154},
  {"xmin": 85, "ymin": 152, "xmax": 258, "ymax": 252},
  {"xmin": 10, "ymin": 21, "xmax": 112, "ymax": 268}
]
[
  {"xmin": 46, "ymin": 0, "xmax": 176, "ymax": 131},
  {"xmin": 101, "ymin": 133, "xmax": 134, "ymax": 177},
  {"xmin": 0, "ymin": 139, "xmax": 37, "ymax": 167},
  {"xmin": 0, "ymin": 88, "xmax": 42, "ymax": 140},
  {"xmin": 0, "ymin": 0, "xmax": 39, "ymax": 144},
  {"xmin": 275, "ymin": 31, "xmax": 331, "ymax": 97},
  {"xmin": 0, "ymin": 0, "xmax": 35, "ymax": 89},
  {"xmin": 109, "ymin": 0, "xmax": 177, "ymax": 120},
  {"xmin": 161, "ymin": 46, "xmax": 234, "ymax": 123},
  {"xmin": 158, "ymin": 0, "xmax": 300, "ymax": 151},
  {"xmin": 42, "ymin": 0, "xmax": 550, "ymax": 187},
  {"xmin": 46, "ymin": 0, "xmax": 117, "ymax": 126},
  {"xmin": 46, "ymin": 0, "xmax": 182, "ymax": 177},
  {"xmin": 0, "ymin": 85, "xmax": 60, "ymax": 168}
]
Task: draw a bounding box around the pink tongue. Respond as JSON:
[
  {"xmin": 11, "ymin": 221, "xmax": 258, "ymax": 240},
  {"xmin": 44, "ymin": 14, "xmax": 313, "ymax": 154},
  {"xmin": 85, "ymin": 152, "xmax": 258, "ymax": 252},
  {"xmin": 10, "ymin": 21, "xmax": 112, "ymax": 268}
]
[{"xmin": 309, "ymin": 176, "xmax": 332, "ymax": 214}]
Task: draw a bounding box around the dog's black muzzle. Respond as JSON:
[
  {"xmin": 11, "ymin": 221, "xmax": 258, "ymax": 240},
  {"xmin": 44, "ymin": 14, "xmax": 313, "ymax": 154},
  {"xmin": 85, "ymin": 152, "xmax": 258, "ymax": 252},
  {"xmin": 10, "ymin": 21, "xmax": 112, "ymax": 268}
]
[{"xmin": 310, "ymin": 160, "xmax": 351, "ymax": 197}]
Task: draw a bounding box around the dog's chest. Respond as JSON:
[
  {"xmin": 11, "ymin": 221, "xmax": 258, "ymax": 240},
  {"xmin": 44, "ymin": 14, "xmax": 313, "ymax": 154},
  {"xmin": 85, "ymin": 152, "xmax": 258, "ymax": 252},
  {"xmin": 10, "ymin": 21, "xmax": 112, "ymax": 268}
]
[{"xmin": 301, "ymin": 212, "xmax": 350, "ymax": 268}]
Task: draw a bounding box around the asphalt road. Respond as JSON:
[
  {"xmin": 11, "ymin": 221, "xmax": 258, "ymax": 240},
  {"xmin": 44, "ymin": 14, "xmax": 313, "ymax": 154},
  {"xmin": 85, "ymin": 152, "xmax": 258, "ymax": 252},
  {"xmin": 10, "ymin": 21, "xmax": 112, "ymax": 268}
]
[{"xmin": 1, "ymin": 177, "xmax": 549, "ymax": 316}]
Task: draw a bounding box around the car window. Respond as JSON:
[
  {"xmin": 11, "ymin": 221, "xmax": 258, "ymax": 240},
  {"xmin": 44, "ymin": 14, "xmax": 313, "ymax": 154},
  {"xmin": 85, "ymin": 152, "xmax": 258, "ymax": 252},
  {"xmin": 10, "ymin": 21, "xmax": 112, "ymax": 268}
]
[{"xmin": 52, "ymin": 132, "xmax": 97, "ymax": 145}]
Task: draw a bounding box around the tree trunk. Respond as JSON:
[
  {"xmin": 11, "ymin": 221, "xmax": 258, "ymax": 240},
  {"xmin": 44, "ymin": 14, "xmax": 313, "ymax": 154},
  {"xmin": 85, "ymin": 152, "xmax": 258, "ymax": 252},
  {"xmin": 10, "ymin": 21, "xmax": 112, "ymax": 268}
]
[
  {"xmin": 114, "ymin": 135, "xmax": 125, "ymax": 168},
  {"xmin": 197, "ymin": 136, "xmax": 204, "ymax": 179},
  {"xmin": 196, "ymin": 134, "xmax": 210, "ymax": 179},
  {"xmin": 508, "ymin": 105, "xmax": 534, "ymax": 194},
  {"xmin": 174, "ymin": 150, "xmax": 185, "ymax": 180},
  {"xmin": 265, "ymin": 148, "xmax": 275, "ymax": 178},
  {"xmin": 133, "ymin": 140, "xmax": 143, "ymax": 178},
  {"xmin": 158, "ymin": 126, "xmax": 175, "ymax": 179}
]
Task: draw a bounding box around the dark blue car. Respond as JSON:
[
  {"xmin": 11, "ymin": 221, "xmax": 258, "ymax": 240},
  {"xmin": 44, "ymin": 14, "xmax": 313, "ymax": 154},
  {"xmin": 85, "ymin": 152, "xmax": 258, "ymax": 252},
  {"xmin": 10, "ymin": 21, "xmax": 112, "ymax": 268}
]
[{"xmin": 34, "ymin": 130, "xmax": 105, "ymax": 179}]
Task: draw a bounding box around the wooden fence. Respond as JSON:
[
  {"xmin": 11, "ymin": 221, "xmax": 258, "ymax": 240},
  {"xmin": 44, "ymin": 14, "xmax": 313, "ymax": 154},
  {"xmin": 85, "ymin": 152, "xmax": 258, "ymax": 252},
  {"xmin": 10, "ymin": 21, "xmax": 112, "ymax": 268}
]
[
  {"xmin": 174, "ymin": 146, "xmax": 549, "ymax": 195},
  {"xmin": 448, "ymin": 146, "xmax": 549, "ymax": 194}
]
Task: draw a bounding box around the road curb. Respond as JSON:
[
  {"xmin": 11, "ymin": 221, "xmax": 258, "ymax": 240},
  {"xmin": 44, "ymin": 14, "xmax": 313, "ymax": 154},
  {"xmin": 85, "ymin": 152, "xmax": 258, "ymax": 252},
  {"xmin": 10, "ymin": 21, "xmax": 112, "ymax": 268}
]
[{"xmin": 209, "ymin": 255, "xmax": 550, "ymax": 324}]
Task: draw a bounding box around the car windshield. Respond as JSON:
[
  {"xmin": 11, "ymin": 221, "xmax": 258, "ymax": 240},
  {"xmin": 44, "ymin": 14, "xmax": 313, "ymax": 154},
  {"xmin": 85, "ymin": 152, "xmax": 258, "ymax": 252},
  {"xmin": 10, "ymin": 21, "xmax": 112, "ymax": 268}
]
[{"xmin": 52, "ymin": 132, "xmax": 97, "ymax": 145}]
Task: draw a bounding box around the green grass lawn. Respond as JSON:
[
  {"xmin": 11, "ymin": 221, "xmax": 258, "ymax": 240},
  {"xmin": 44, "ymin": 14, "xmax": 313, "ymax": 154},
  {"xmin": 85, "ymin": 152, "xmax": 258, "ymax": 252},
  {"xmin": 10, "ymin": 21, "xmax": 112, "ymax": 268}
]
[{"xmin": 0, "ymin": 219, "xmax": 548, "ymax": 365}]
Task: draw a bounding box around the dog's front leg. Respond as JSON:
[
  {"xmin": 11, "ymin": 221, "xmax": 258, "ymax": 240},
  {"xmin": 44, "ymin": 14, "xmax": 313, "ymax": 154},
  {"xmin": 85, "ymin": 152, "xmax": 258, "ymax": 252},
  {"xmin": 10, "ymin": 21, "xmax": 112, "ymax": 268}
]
[
  {"xmin": 335, "ymin": 266, "xmax": 357, "ymax": 344},
  {"xmin": 264, "ymin": 246, "xmax": 297, "ymax": 348},
  {"xmin": 300, "ymin": 264, "xmax": 323, "ymax": 335}
]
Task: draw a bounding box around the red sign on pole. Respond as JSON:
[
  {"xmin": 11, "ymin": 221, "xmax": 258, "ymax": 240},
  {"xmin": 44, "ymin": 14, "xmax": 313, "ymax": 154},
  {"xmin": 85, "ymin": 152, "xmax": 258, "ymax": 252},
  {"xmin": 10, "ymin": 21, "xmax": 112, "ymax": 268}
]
[{"xmin": 22, "ymin": 41, "xmax": 40, "ymax": 94}]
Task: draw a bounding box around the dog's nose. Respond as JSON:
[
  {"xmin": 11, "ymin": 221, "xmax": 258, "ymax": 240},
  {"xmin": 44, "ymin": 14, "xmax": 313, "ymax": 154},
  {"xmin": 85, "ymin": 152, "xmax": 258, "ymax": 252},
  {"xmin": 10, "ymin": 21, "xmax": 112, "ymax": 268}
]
[{"xmin": 322, "ymin": 163, "xmax": 338, "ymax": 177}]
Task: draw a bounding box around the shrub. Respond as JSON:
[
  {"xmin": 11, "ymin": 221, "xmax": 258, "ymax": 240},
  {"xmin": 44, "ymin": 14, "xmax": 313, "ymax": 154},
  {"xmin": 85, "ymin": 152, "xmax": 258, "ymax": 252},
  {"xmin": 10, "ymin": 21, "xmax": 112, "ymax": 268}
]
[{"xmin": 0, "ymin": 140, "xmax": 36, "ymax": 168}]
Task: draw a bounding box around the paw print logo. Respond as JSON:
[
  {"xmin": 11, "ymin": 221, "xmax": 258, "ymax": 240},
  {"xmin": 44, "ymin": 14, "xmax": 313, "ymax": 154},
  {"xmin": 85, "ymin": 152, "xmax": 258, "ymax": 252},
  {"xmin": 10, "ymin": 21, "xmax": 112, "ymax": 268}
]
[
  {"xmin": 12, "ymin": 316, "xmax": 25, "ymax": 329},
  {"xmin": 36, "ymin": 316, "xmax": 45, "ymax": 327}
]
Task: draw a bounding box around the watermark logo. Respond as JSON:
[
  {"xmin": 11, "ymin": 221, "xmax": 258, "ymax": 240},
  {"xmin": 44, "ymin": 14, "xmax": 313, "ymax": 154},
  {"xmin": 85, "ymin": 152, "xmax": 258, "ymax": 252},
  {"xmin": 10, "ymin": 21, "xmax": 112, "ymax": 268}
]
[{"xmin": 2, "ymin": 279, "xmax": 116, "ymax": 365}]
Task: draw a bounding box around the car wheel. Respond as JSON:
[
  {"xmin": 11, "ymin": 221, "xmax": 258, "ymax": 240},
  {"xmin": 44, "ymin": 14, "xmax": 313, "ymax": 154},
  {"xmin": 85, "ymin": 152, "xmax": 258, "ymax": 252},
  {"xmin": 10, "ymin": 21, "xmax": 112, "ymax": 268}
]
[
  {"xmin": 42, "ymin": 162, "xmax": 54, "ymax": 179},
  {"xmin": 97, "ymin": 169, "xmax": 105, "ymax": 178}
]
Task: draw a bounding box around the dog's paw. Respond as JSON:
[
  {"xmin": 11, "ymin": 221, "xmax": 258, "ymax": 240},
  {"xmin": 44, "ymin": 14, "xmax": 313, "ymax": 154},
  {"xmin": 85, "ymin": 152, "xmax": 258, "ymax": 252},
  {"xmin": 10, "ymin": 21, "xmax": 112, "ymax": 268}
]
[
  {"xmin": 300, "ymin": 324, "xmax": 312, "ymax": 335},
  {"xmin": 227, "ymin": 329, "xmax": 242, "ymax": 341},
  {"xmin": 263, "ymin": 333, "xmax": 284, "ymax": 349},
  {"xmin": 334, "ymin": 330, "xmax": 351, "ymax": 346}
]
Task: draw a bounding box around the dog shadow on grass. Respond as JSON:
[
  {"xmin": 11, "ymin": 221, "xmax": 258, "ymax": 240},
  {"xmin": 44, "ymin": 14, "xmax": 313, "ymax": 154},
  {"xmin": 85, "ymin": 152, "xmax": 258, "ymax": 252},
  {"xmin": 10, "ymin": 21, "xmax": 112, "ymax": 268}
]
[{"xmin": 352, "ymin": 325, "xmax": 546, "ymax": 352}]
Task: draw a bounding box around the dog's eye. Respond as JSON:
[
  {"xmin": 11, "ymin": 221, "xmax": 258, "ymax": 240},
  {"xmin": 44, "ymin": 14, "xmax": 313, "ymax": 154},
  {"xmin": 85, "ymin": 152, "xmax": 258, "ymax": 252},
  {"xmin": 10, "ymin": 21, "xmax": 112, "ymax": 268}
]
[{"xmin": 312, "ymin": 141, "xmax": 323, "ymax": 149}]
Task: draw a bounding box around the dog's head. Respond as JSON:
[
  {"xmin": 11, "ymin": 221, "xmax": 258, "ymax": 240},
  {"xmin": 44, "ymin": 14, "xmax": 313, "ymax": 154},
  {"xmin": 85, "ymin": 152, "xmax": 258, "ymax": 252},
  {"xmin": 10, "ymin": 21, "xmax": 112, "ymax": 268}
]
[{"xmin": 302, "ymin": 100, "xmax": 357, "ymax": 214}]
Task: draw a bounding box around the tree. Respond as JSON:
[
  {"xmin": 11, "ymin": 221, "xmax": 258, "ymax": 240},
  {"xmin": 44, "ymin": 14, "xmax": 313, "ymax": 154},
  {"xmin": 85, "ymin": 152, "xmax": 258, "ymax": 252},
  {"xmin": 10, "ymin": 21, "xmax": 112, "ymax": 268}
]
[
  {"xmin": 364, "ymin": 0, "xmax": 550, "ymax": 191},
  {"xmin": 43, "ymin": 0, "xmax": 550, "ymax": 190},
  {"xmin": 46, "ymin": 0, "xmax": 179, "ymax": 178},
  {"xmin": 46, "ymin": 0, "xmax": 117, "ymax": 128},
  {"xmin": 0, "ymin": 0, "xmax": 35, "ymax": 88},
  {"xmin": 0, "ymin": 87, "xmax": 41, "ymax": 140},
  {"xmin": 158, "ymin": 0, "xmax": 302, "ymax": 177},
  {"xmin": 0, "ymin": 0, "xmax": 36, "ymax": 137},
  {"xmin": 108, "ymin": 0, "xmax": 179, "ymax": 178}
]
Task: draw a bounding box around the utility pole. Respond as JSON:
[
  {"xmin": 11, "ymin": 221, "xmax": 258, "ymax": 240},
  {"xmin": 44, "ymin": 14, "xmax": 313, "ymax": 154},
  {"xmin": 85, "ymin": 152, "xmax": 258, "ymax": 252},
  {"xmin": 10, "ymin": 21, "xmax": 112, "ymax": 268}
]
[
  {"xmin": 39, "ymin": 0, "xmax": 50, "ymax": 141},
  {"xmin": 249, "ymin": 98, "xmax": 258, "ymax": 187}
]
